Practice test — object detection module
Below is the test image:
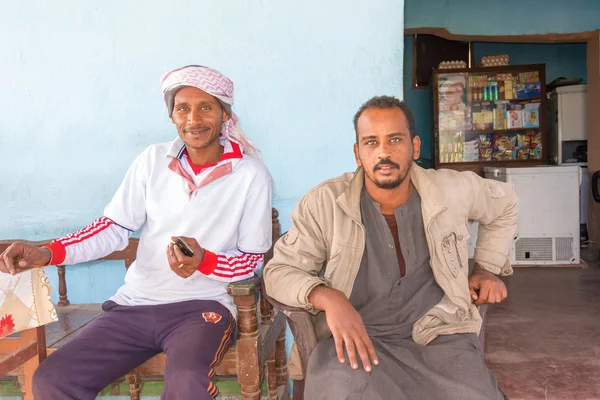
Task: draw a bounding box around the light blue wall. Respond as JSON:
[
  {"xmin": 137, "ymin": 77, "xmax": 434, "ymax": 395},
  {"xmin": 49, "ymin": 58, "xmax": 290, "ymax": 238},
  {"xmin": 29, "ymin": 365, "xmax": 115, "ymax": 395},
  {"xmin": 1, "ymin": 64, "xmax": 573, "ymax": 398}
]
[
  {"xmin": 403, "ymin": 36, "xmax": 588, "ymax": 163},
  {"xmin": 0, "ymin": 1, "xmax": 404, "ymax": 303},
  {"xmin": 406, "ymin": 0, "xmax": 600, "ymax": 35}
]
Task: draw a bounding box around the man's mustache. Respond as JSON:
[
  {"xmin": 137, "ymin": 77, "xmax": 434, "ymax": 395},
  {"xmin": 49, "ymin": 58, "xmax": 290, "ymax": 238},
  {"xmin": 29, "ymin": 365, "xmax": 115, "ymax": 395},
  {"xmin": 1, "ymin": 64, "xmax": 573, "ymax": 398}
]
[
  {"xmin": 184, "ymin": 125, "xmax": 211, "ymax": 132},
  {"xmin": 374, "ymin": 159, "xmax": 400, "ymax": 171}
]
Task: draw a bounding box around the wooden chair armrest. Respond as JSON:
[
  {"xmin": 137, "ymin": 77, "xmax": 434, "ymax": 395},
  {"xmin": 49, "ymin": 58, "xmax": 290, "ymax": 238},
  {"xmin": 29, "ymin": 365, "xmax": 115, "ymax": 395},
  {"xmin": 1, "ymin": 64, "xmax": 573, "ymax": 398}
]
[
  {"xmin": 262, "ymin": 284, "xmax": 318, "ymax": 378},
  {"xmin": 477, "ymin": 304, "xmax": 488, "ymax": 319},
  {"xmin": 227, "ymin": 273, "xmax": 262, "ymax": 297},
  {"xmin": 261, "ymin": 290, "xmax": 306, "ymax": 315},
  {"xmin": 477, "ymin": 304, "xmax": 488, "ymax": 349}
]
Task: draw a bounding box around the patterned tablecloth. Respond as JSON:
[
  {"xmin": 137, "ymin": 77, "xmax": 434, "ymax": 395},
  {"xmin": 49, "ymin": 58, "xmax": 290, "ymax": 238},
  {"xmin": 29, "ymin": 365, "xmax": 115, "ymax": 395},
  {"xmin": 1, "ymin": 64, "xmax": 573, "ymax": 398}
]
[{"xmin": 0, "ymin": 268, "xmax": 58, "ymax": 338}]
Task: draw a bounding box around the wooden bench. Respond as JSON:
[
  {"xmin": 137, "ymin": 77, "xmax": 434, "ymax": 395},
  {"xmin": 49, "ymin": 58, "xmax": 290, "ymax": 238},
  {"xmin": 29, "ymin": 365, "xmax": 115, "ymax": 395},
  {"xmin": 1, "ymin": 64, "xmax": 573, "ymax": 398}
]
[{"xmin": 1, "ymin": 208, "xmax": 288, "ymax": 400}]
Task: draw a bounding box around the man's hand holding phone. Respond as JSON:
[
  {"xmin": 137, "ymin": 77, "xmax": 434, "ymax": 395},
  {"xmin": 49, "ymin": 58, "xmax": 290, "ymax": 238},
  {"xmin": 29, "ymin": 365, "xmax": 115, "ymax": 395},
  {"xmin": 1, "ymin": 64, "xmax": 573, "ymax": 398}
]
[{"xmin": 166, "ymin": 236, "xmax": 205, "ymax": 278}]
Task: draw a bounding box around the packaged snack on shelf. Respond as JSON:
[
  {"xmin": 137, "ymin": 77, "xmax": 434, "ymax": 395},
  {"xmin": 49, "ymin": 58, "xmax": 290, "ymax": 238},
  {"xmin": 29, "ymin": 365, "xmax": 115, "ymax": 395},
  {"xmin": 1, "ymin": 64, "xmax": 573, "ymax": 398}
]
[
  {"xmin": 479, "ymin": 134, "xmax": 493, "ymax": 148},
  {"xmin": 518, "ymin": 71, "xmax": 539, "ymax": 83},
  {"xmin": 516, "ymin": 132, "xmax": 532, "ymax": 160},
  {"xmin": 464, "ymin": 106, "xmax": 473, "ymax": 131},
  {"xmin": 480, "ymin": 147, "xmax": 493, "ymax": 161},
  {"xmin": 506, "ymin": 109, "xmax": 523, "ymax": 128},
  {"xmin": 439, "ymin": 110, "xmax": 467, "ymax": 132},
  {"xmin": 504, "ymin": 79, "xmax": 515, "ymax": 99},
  {"xmin": 479, "ymin": 104, "xmax": 494, "ymax": 130},
  {"xmin": 482, "ymin": 110, "xmax": 494, "ymax": 130},
  {"xmin": 531, "ymin": 131, "xmax": 542, "ymax": 146},
  {"xmin": 517, "ymin": 82, "xmax": 541, "ymax": 99},
  {"xmin": 473, "ymin": 111, "xmax": 484, "ymax": 130},
  {"xmin": 529, "ymin": 131, "xmax": 542, "ymax": 159},
  {"xmin": 493, "ymin": 134, "xmax": 508, "ymax": 150},
  {"xmin": 494, "ymin": 147, "xmax": 517, "ymax": 161},
  {"xmin": 522, "ymin": 105, "xmax": 540, "ymax": 128},
  {"xmin": 463, "ymin": 139, "xmax": 479, "ymax": 162},
  {"xmin": 517, "ymin": 133, "xmax": 532, "ymax": 149},
  {"xmin": 439, "ymin": 132, "xmax": 467, "ymax": 163},
  {"xmin": 492, "ymin": 149, "xmax": 506, "ymax": 161},
  {"xmin": 516, "ymin": 148, "xmax": 530, "ymax": 160},
  {"xmin": 493, "ymin": 101, "xmax": 508, "ymax": 130},
  {"xmin": 493, "ymin": 134, "xmax": 517, "ymax": 152}
]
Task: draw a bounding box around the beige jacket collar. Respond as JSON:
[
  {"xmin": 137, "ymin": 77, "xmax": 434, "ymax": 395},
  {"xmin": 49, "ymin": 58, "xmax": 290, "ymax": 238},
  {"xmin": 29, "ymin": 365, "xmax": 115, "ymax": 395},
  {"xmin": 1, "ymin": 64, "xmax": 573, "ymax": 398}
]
[{"xmin": 336, "ymin": 163, "xmax": 447, "ymax": 226}]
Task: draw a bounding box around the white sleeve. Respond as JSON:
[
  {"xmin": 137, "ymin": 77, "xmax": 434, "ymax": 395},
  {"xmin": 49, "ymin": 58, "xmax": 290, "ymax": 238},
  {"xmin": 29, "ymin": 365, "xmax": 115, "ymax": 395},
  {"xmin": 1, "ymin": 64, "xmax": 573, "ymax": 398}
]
[
  {"xmin": 236, "ymin": 166, "xmax": 274, "ymax": 253},
  {"xmin": 195, "ymin": 163, "xmax": 272, "ymax": 283},
  {"xmin": 44, "ymin": 217, "xmax": 132, "ymax": 265},
  {"xmin": 103, "ymin": 149, "xmax": 149, "ymax": 232}
]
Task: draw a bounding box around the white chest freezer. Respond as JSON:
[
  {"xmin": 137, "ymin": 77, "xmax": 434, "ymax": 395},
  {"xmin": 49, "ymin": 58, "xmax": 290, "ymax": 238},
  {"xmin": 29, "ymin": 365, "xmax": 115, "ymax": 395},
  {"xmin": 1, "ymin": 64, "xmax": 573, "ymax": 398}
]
[{"xmin": 481, "ymin": 165, "xmax": 581, "ymax": 265}]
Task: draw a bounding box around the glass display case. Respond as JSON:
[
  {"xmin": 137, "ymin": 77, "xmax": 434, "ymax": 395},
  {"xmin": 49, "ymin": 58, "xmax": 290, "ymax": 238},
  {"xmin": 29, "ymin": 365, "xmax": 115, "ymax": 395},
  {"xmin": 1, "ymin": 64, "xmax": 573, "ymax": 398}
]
[{"xmin": 432, "ymin": 64, "xmax": 547, "ymax": 170}]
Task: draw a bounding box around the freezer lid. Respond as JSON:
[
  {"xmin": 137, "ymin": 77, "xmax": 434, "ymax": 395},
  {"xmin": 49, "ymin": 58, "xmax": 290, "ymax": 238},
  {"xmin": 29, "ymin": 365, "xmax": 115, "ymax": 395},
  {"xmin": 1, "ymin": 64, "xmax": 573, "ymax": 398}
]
[
  {"xmin": 483, "ymin": 165, "xmax": 581, "ymax": 176},
  {"xmin": 555, "ymin": 84, "xmax": 587, "ymax": 94}
]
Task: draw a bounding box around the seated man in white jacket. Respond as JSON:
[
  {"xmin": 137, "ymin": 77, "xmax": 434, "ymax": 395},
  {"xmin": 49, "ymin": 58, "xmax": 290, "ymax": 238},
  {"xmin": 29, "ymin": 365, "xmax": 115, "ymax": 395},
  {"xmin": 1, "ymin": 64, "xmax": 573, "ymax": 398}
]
[{"xmin": 0, "ymin": 65, "xmax": 273, "ymax": 400}]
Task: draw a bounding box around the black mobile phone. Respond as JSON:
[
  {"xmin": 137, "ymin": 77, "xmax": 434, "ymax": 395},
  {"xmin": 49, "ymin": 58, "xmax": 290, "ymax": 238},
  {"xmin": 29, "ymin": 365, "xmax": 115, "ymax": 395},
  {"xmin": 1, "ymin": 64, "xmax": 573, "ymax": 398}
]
[{"xmin": 174, "ymin": 237, "xmax": 195, "ymax": 257}]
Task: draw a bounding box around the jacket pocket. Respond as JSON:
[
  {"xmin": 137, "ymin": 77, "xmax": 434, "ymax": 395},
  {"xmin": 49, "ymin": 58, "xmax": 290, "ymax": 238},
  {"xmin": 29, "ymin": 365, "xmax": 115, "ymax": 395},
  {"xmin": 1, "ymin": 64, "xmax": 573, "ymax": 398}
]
[
  {"xmin": 441, "ymin": 225, "xmax": 471, "ymax": 278},
  {"xmin": 282, "ymin": 228, "xmax": 299, "ymax": 245},
  {"xmin": 454, "ymin": 224, "xmax": 471, "ymax": 271},
  {"xmin": 324, "ymin": 240, "xmax": 357, "ymax": 284},
  {"xmin": 441, "ymin": 232, "xmax": 462, "ymax": 278}
]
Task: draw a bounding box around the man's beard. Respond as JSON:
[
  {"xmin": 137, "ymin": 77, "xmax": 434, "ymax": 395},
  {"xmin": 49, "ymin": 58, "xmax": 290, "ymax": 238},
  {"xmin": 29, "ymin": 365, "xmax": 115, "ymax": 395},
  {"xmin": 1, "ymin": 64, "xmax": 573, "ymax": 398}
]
[
  {"xmin": 371, "ymin": 158, "xmax": 411, "ymax": 189},
  {"xmin": 182, "ymin": 124, "xmax": 221, "ymax": 149}
]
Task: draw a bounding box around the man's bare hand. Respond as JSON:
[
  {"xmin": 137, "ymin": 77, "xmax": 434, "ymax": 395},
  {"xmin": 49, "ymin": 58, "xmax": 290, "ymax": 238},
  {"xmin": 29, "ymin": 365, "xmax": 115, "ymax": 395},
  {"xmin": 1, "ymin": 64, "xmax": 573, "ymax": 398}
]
[
  {"xmin": 0, "ymin": 242, "xmax": 52, "ymax": 275},
  {"xmin": 166, "ymin": 236, "xmax": 205, "ymax": 278},
  {"xmin": 469, "ymin": 264, "xmax": 508, "ymax": 305},
  {"xmin": 309, "ymin": 286, "xmax": 378, "ymax": 372}
]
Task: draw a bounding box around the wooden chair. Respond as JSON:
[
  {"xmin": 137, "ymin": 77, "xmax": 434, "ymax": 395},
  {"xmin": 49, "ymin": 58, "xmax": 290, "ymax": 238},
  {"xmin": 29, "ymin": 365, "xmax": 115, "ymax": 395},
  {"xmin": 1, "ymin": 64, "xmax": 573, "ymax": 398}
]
[
  {"xmin": 0, "ymin": 326, "xmax": 47, "ymax": 400},
  {"xmin": 263, "ymin": 271, "xmax": 489, "ymax": 400},
  {"xmin": 1, "ymin": 208, "xmax": 288, "ymax": 400}
]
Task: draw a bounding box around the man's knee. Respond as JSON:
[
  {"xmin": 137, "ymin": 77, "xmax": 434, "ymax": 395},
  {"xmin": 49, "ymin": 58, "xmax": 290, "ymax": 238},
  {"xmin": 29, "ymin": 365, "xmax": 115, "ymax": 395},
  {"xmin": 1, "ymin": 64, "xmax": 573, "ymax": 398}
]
[
  {"xmin": 166, "ymin": 360, "xmax": 210, "ymax": 387},
  {"xmin": 164, "ymin": 363, "xmax": 215, "ymax": 400},
  {"xmin": 32, "ymin": 359, "xmax": 64, "ymax": 395}
]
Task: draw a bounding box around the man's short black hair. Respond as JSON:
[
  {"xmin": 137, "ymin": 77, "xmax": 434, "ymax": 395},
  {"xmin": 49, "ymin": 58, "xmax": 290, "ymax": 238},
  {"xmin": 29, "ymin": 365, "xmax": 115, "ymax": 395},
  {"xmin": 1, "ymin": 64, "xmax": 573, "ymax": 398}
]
[{"xmin": 353, "ymin": 96, "xmax": 416, "ymax": 141}]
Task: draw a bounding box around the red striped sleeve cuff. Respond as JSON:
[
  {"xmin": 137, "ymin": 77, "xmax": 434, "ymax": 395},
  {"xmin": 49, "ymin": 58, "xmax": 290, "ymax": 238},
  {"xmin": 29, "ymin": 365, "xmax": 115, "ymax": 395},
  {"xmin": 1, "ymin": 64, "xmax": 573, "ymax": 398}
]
[
  {"xmin": 212, "ymin": 253, "xmax": 263, "ymax": 279},
  {"xmin": 43, "ymin": 241, "xmax": 67, "ymax": 265},
  {"xmin": 197, "ymin": 250, "xmax": 218, "ymax": 275}
]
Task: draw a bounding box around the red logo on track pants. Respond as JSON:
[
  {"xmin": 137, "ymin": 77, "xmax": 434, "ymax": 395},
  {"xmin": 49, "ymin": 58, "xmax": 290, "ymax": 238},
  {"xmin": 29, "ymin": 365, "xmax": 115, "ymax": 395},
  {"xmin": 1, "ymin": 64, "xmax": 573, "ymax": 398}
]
[{"xmin": 203, "ymin": 312, "xmax": 222, "ymax": 323}]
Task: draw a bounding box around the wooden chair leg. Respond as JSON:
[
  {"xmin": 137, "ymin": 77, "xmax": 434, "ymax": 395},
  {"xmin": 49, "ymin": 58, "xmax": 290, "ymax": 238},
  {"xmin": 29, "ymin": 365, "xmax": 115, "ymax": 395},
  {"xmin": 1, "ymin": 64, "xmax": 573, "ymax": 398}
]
[
  {"xmin": 266, "ymin": 348, "xmax": 278, "ymax": 400},
  {"xmin": 260, "ymin": 288, "xmax": 274, "ymax": 324},
  {"xmin": 22, "ymin": 355, "xmax": 39, "ymax": 400},
  {"xmin": 109, "ymin": 381, "xmax": 122, "ymax": 395},
  {"xmin": 235, "ymin": 295, "xmax": 261, "ymax": 400},
  {"xmin": 17, "ymin": 327, "xmax": 46, "ymax": 400},
  {"xmin": 17, "ymin": 369, "xmax": 26, "ymax": 399},
  {"xmin": 292, "ymin": 379, "xmax": 305, "ymax": 400},
  {"xmin": 275, "ymin": 329, "xmax": 288, "ymax": 391},
  {"xmin": 126, "ymin": 374, "xmax": 141, "ymax": 400},
  {"xmin": 57, "ymin": 265, "xmax": 70, "ymax": 306}
]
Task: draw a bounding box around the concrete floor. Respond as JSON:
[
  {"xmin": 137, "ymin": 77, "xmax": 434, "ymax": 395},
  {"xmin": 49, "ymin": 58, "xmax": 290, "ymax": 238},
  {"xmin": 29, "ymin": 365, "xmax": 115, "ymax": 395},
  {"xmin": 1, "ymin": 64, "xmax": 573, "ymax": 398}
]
[{"xmin": 485, "ymin": 254, "xmax": 600, "ymax": 400}]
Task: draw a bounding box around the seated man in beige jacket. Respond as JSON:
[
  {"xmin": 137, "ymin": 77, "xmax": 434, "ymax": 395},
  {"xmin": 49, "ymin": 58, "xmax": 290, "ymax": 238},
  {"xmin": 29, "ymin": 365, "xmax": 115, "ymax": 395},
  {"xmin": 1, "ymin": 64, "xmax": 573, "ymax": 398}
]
[{"xmin": 264, "ymin": 96, "xmax": 517, "ymax": 400}]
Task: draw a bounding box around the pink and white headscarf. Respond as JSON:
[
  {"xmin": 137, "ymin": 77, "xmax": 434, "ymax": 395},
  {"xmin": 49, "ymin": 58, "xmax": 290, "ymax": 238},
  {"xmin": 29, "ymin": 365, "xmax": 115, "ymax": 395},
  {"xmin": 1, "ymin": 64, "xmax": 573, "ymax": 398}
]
[{"xmin": 161, "ymin": 65, "xmax": 261, "ymax": 159}]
